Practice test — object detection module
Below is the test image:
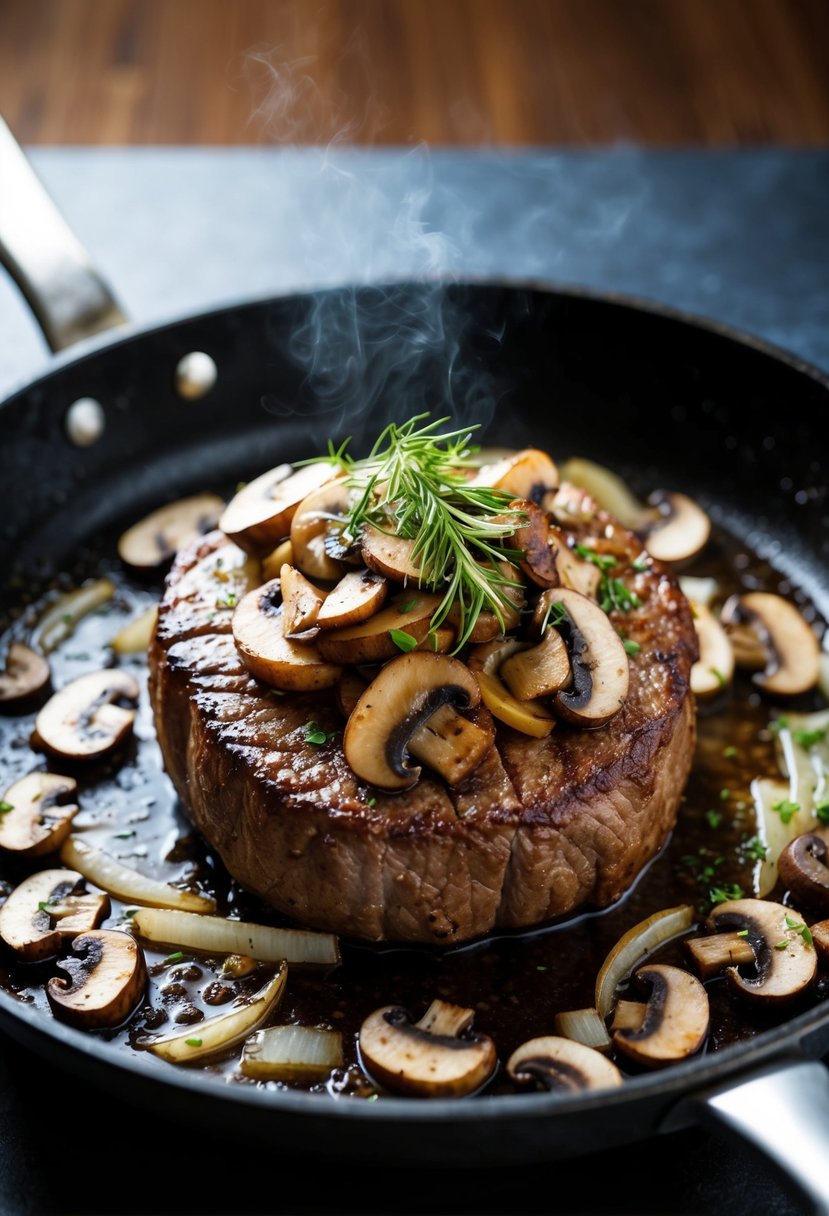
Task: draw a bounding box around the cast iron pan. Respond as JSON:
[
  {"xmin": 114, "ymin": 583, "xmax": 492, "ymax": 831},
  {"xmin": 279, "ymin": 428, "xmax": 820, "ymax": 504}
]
[{"xmin": 2, "ymin": 120, "xmax": 829, "ymax": 1209}]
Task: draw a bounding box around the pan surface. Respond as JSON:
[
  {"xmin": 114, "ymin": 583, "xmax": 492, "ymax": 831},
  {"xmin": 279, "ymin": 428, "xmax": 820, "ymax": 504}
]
[{"xmin": 1, "ymin": 280, "xmax": 829, "ymax": 1176}]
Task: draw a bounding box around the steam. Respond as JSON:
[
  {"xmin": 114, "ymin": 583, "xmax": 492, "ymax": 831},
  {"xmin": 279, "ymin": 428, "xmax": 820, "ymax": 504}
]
[{"xmin": 243, "ymin": 45, "xmax": 503, "ymax": 449}]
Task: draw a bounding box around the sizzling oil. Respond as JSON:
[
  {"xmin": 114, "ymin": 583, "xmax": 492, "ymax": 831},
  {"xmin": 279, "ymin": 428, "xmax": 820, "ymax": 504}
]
[{"xmin": 0, "ymin": 519, "xmax": 827, "ymax": 1098}]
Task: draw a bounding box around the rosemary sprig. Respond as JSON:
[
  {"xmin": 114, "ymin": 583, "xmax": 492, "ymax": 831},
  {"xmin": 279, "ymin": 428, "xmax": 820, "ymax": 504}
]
[{"xmin": 316, "ymin": 415, "xmax": 526, "ymax": 648}]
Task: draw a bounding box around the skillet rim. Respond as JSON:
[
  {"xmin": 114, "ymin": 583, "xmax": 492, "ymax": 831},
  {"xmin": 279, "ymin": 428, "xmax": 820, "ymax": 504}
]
[{"xmin": 1, "ymin": 274, "xmax": 828, "ymax": 1132}]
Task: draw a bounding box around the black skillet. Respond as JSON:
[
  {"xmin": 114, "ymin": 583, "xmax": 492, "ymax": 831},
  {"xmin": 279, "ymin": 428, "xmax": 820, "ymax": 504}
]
[{"xmin": 1, "ymin": 119, "xmax": 829, "ymax": 1210}]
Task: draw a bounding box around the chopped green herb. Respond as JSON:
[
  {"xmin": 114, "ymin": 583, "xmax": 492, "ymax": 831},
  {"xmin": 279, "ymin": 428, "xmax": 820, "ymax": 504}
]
[
  {"xmin": 366, "ymin": 1093, "xmax": 380, "ymax": 1102},
  {"xmin": 719, "ymin": 788, "xmax": 731, "ymax": 801},
  {"xmin": 574, "ymin": 544, "xmax": 617, "ymax": 572},
  {"xmin": 64, "ymin": 652, "xmax": 91, "ymax": 661},
  {"xmin": 185, "ymin": 1038, "xmax": 203, "ymax": 1047},
  {"xmin": 540, "ymin": 599, "xmax": 566, "ymax": 634},
  {"xmin": 124, "ymin": 908, "xmax": 139, "ymax": 918},
  {"xmin": 770, "ymin": 716, "xmax": 790, "ymax": 734},
  {"xmin": 632, "ymin": 555, "xmax": 650, "ymax": 572},
  {"xmin": 710, "ymin": 667, "xmax": 727, "ymax": 687},
  {"xmin": 705, "ymin": 809, "xmax": 723, "ymax": 829},
  {"xmin": 390, "ymin": 628, "xmax": 418, "ymax": 653},
  {"xmin": 37, "ymin": 900, "xmax": 52, "ymax": 912},
  {"xmin": 398, "ymin": 597, "xmax": 418, "ymax": 613},
  {"xmin": 216, "ymin": 591, "xmax": 238, "ymax": 610},
  {"xmin": 367, "ymin": 797, "xmax": 377, "ymax": 808},
  {"xmin": 723, "ymin": 746, "xmax": 738, "ymax": 759},
  {"xmin": 536, "ymin": 965, "xmax": 548, "ymax": 972},
  {"xmin": 816, "ymin": 801, "xmax": 829, "ymax": 825},
  {"xmin": 113, "ymin": 830, "xmax": 135, "ymax": 840},
  {"xmin": 793, "ymin": 728, "xmax": 827, "ymax": 748},
  {"xmin": 709, "ymin": 883, "xmax": 744, "ymax": 906},
  {"xmin": 737, "ymin": 929, "xmax": 750, "ymax": 938},
  {"xmin": 598, "ymin": 575, "xmax": 641, "ymax": 615},
  {"xmin": 0, "ymin": 801, "xmax": 14, "ymax": 815},
  {"xmin": 164, "ymin": 951, "xmax": 184, "ymax": 964},
  {"xmin": 623, "ymin": 638, "xmax": 641, "ymax": 656},
  {"xmin": 61, "ymin": 613, "xmax": 74, "ymax": 625},
  {"xmin": 304, "ymin": 721, "xmax": 337, "ymax": 746},
  {"xmin": 743, "ymin": 836, "xmax": 768, "ymax": 862},
  {"xmin": 772, "ymin": 799, "xmax": 800, "ymax": 824},
  {"xmin": 785, "ymin": 915, "xmax": 813, "ymax": 947},
  {"xmin": 774, "ymin": 939, "xmax": 789, "ymax": 951}
]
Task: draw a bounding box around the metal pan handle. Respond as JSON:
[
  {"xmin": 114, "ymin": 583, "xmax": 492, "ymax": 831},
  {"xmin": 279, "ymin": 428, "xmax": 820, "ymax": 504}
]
[{"xmin": 0, "ymin": 117, "xmax": 127, "ymax": 351}]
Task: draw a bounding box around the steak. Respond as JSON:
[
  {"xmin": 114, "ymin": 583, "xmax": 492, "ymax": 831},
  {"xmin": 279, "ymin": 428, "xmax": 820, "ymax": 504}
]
[{"xmin": 148, "ymin": 487, "xmax": 698, "ymax": 945}]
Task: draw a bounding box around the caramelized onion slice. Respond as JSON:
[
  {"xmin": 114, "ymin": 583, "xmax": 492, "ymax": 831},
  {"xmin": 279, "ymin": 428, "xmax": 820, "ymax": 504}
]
[
  {"xmin": 109, "ymin": 605, "xmax": 158, "ymax": 655},
  {"xmin": 553, "ymin": 1007, "xmax": 612, "ymax": 1053},
  {"xmin": 60, "ymin": 836, "xmax": 215, "ymax": 913},
  {"xmin": 130, "ymin": 907, "xmax": 340, "ymax": 967},
  {"xmin": 595, "ymin": 904, "xmax": 695, "ymax": 1020},
  {"xmin": 241, "ymin": 1024, "xmax": 344, "ymax": 1081},
  {"xmin": 144, "ymin": 963, "xmax": 287, "ymax": 1064},
  {"xmin": 34, "ymin": 579, "xmax": 116, "ymax": 655}
]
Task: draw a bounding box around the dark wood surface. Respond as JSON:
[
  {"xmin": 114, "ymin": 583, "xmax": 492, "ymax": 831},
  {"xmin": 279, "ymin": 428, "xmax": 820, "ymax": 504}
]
[{"xmin": 1, "ymin": 0, "xmax": 828, "ymax": 146}]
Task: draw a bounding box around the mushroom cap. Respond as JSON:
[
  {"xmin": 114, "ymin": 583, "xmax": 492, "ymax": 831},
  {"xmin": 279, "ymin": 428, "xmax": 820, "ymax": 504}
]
[
  {"xmin": 467, "ymin": 638, "xmax": 556, "ymax": 737},
  {"xmin": 289, "ymin": 477, "xmax": 354, "ymax": 581},
  {"xmin": 506, "ymin": 1035, "xmax": 622, "ymax": 1093},
  {"xmin": 510, "ymin": 499, "xmax": 560, "ymax": 588},
  {"xmin": 721, "ymin": 592, "xmax": 820, "ymax": 696},
  {"xmin": 643, "ymin": 491, "xmax": 711, "ymax": 564},
  {"xmin": 470, "ymin": 447, "xmax": 559, "ymax": 502},
  {"xmin": 34, "ymin": 670, "xmax": 140, "ymax": 761},
  {"xmin": 316, "ymin": 569, "xmax": 388, "ymax": 630},
  {"xmin": 707, "ymin": 898, "xmax": 818, "ymax": 1003},
  {"xmin": 359, "ymin": 1002, "xmax": 496, "ymax": 1098},
  {"xmin": 611, "ymin": 963, "xmax": 709, "ymax": 1067},
  {"xmin": 117, "ymin": 493, "xmax": 225, "ymax": 570},
  {"xmin": 343, "ymin": 651, "xmax": 482, "ymax": 791},
  {"xmin": 314, "ymin": 592, "xmax": 443, "ymax": 665},
  {"xmin": 0, "ymin": 642, "xmax": 51, "ymax": 706},
  {"xmin": 777, "ymin": 831, "xmax": 829, "ymax": 914},
  {"xmin": 231, "ymin": 579, "xmax": 342, "ymax": 691},
  {"xmin": 689, "ymin": 602, "xmax": 735, "ymax": 698},
  {"xmin": 535, "ymin": 588, "xmax": 630, "ymax": 727},
  {"xmin": 0, "ymin": 771, "xmax": 79, "ymax": 856},
  {"xmin": 46, "ymin": 928, "xmax": 147, "ymax": 1030},
  {"xmin": 0, "ymin": 868, "xmax": 85, "ymax": 959},
  {"xmin": 220, "ymin": 462, "xmax": 337, "ymax": 556}
]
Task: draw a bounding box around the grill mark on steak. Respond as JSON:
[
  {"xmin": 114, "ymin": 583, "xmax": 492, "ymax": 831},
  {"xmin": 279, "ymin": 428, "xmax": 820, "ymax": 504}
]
[{"xmin": 148, "ymin": 491, "xmax": 697, "ymax": 946}]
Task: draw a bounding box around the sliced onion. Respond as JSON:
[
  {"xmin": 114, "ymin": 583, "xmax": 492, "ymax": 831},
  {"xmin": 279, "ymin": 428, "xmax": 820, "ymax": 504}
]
[
  {"xmin": 110, "ymin": 605, "xmax": 158, "ymax": 655},
  {"xmin": 751, "ymin": 775, "xmax": 815, "ymax": 897},
  {"xmin": 678, "ymin": 576, "xmax": 719, "ymax": 608},
  {"xmin": 241, "ymin": 1024, "xmax": 344, "ymax": 1081},
  {"xmin": 34, "ymin": 579, "xmax": 116, "ymax": 655},
  {"xmin": 60, "ymin": 836, "xmax": 215, "ymax": 913},
  {"xmin": 553, "ymin": 1007, "xmax": 612, "ymax": 1053},
  {"xmin": 595, "ymin": 904, "xmax": 695, "ymax": 1019},
  {"xmin": 558, "ymin": 458, "xmax": 646, "ymax": 530},
  {"xmin": 130, "ymin": 906, "xmax": 340, "ymax": 967},
  {"xmin": 144, "ymin": 963, "xmax": 287, "ymax": 1064}
]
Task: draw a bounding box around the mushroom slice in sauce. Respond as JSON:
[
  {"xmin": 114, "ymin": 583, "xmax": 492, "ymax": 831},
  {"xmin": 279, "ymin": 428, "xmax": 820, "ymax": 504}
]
[
  {"xmin": 314, "ymin": 593, "xmax": 443, "ymax": 665},
  {"xmin": 611, "ymin": 963, "xmax": 709, "ymax": 1068},
  {"xmin": 315, "ymin": 569, "xmax": 388, "ymax": 630},
  {"xmin": 533, "ymin": 588, "xmax": 630, "ymax": 727},
  {"xmin": 0, "ymin": 772, "xmax": 79, "ymax": 856},
  {"xmin": 467, "ymin": 638, "xmax": 556, "ymax": 738},
  {"xmin": 777, "ymin": 831, "xmax": 829, "ymax": 914},
  {"xmin": 510, "ymin": 499, "xmax": 560, "ymax": 588},
  {"xmin": 0, "ymin": 642, "xmax": 51, "ymax": 707},
  {"xmin": 470, "ymin": 448, "xmax": 559, "ymax": 503},
  {"xmin": 361, "ymin": 524, "xmax": 427, "ymax": 584},
  {"xmin": 34, "ymin": 670, "xmax": 140, "ymax": 762},
  {"xmin": 702, "ymin": 898, "xmax": 817, "ymax": 1004},
  {"xmin": 343, "ymin": 652, "xmax": 488, "ymax": 791},
  {"xmin": 231, "ymin": 579, "xmax": 341, "ymax": 692},
  {"xmin": 689, "ymin": 602, "xmax": 735, "ymax": 698},
  {"xmin": 507, "ymin": 1035, "xmax": 622, "ymax": 1093},
  {"xmin": 720, "ymin": 592, "xmax": 820, "ymax": 696},
  {"xmin": 640, "ymin": 491, "xmax": 711, "ymax": 564},
  {"xmin": 359, "ymin": 999, "xmax": 496, "ymax": 1098},
  {"xmin": 289, "ymin": 477, "xmax": 354, "ymax": 581},
  {"xmin": 499, "ymin": 627, "xmax": 571, "ymax": 701},
  {"xmin": 46, "ymin": 929, "xmax": 147, "ymax": 1030},
  {"xmin": 220, "ymin": 462, "xmax": 337, "ymax": 556},
  {"xmin": 0, "ymin": 869, "xmax": 88, "ymax": 960},
  {"xmin": 117, "ymin": 493, "xmax": 224, "ymax": 569},
  {"xmin": 280, "ymin": 564, "xmax": 327, "ymax": 635}
]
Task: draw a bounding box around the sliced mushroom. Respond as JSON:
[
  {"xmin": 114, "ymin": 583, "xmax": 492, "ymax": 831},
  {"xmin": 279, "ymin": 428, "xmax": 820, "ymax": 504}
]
[
  {"xmin": 289, "ymin": 477, "xmax": 354, "ymax": 581},
  {"xmin": 314, "ymin": 592, "xmax": 443, "ymax": 664},
  {"xmin": 532, "ymin": 588, "xmax": 629, "ymax": 727},
  {"xmin": 231, "ymin": 579, "xmax": 341, "ymax": 691},
  {"xmin": 683, "ymin": 931, "xmax": 756, "ymax": 980},
  {"xmin": 689, "ymin": 602, "xmax": 735, "ymax": 698},
  {"xmin": 407, "ymin": 701, "xmax": 495, "ymax": 786},
  {"xmin": 361, "ymin": 524, "xmax": 427, "ymax": 585},
  {"xmin": 34, "ymin": 670, "xmax": 140, "ymax": 762},
  {"xmin": 507, "ymin": 1036, "xmax": 623, "ymax": 1093},
  {"xmin": 812, "ymin": 920, "xmax": 829, "ymax": 961},
  {"xmin": 46, "ymin": 928, "xmax": 147, "ymax": 1030},
  {"xmin": 343, "ymin": 652, "xmax": 487, "ymax": 790},
  {"xmin": 467, "ymin": 639, "xmax": 556, "ymax": 737},
  {"xmin": 640, "ymin": 491, "xmax": 711, "ymax": 564},
  {"xmin": 280, "ymin": 564, "xmax": 327, "ymax": 635},
  {"xmin": 720, "ymin": 592, "xmax": 820, "ymax": 696},
  {"xmin": 777, "ymin": 831, "xmax": 829, "ymax": 914},
  {"xmin": 548, "ymin": 529, "xmax": 601, "ymax": 600},
  {"xmin": 261, "ymin": 537, "xmax": 294, "ymax": 583},
  {"xmin": 704, "ymin": 898, "xmax": 817, "ymax": 1003},
  {"xmin": 470, "ymin": 448, "xmax": 559, "ymax": 503},
  {"xmin": 359, "ymin": 999, "xmax": 496, "ymax": 1098},
  {"xmin": 611, "ymin": 963, "xmax": 709, "ymax": 1068},
  {"xmin": 0, "ymin": 642, "xmax": 51, "ymax": 707},
  {"xmin": 117, "ymin": 493, "xmax": 224, "ymax": 569},
  {"xmin": 316, "ymin": 570, "xmax": 388, "ymax": 630},
  {"xmin": 557, "ymin": 458, "xmax": 645, "ymax": 530},
  {"xmin": 510, "ymin": 499, "xmax": 559, "ymax": 588},
  {"xmin": 0, "ymin": 869, "xmax": 88, "ymax": 959},
  {"xmin": 0, "ymin": 772, "xmax": 79, "ymax": 856},
  {"xmin": 220, "ymin": 462, "xmax": 337, "ymax": 556},
  {"xmin": 500, "ymin": 628, "xmax": 571, "ymax": 701}
]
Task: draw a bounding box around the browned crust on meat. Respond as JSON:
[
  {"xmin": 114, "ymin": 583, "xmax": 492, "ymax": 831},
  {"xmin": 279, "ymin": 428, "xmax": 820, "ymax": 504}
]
[{"xmin": 148, "ymin": 496, "xmax": 698, "ymax": 946}]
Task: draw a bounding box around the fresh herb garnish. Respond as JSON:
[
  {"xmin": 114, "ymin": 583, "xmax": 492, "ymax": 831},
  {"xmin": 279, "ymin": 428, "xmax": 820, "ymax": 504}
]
[
  {"xmin": 216, "ymin": 591, "xmax": 238, "ymax": 610},
  {"xmin": 573, "ymin": 544, "xmax": 617, "ymax": 572},
  {"xmin": 304, "ymin": 721, "xmax": 337, "ymax": 746},
  {"xmin": 785, "ymin": 915, "xmax": 813, "ymax": 947},
  {"xmin": 772, "ymin": 799, "xmax": 800, "ymax": 824},
  {"xmin": 710, "ymin": 667, "xmax": 727, "ymax": 687},
  {"xmin": 165, "ymin": 951, "xmax": 184, "ymax": 964},
  {"xmin": 816, "ymin": 801, "xmax": 829, "ymax": 825},
  {"xmin": 770, "ymin": 716, "xmax": 790, "ymax": 734},
  {"xmin": 793, "ymin": 728, "xmax": 827, "ymax": 748},
  {"xmin": 37, "ymin": 900, "xmax": 53, "ymax": 912},
  {"xmin": 390, "ymin": 628, "xmax": 418, "ymax": 653},
  {"xmin": 367, "ymin": 797, "xmax": 377, "ymax": 808},
  {"xmin": 737, "ymin": 929, "xmax": 750, "ymax": 937},
  {"xmin": 113, "ymin": 830, "xmax": 135, "ymax": 840},
  {"xmin": 311, "ymin": 415, "xmax": 525, "ymax": 649},
  {"xmin": 185, "ymin": 1038, "xmax": 203, "ymax": 1047},
  {"xmin": 598, "ymin": 574, "xmax": 641, "ymax": 615},
  {"xmin": 723, "ymin": 746, "xmax": 738, "ymax": 759},
  {"xmin": 705, "ymin": 809, "xmax": 723, "ymax": 829},
  {"xmin": 719, "ymin": 788, "xmax": 731, "ymax": 801},
  {"xmin": 540, "ymin": 599, "xmax": 566, "ymax": 635},
  {"xmin": 632, "ymin": 555, "xmax": 650, "ymax": 572},
  {"xmin": 743, "ymin": 836, "xmax": 768, "ymax": 862},
  {"xmin": 0, "ymin": 801, "xmax": 13, "ymax": 815},
  {"xmin": 709, "ymin": 883, "xmax": 744, "ymax": 906},
  {"xmin": 622, "ymin": 637, "xmax": 640, "ymax": 656},
  {"xmin": 398, "ymin": 597, "xmax": 418, "ymax": 613}
]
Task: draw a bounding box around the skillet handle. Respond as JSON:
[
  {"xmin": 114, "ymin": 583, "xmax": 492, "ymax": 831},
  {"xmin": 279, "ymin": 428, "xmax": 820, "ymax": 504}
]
[
  {"xmin": 691, "ymin": 1058, "xmax": 829, "ymax": 1215},
  {"xmin": 0, "ymin": 118, "xmax": 127, "ymax": 351}
]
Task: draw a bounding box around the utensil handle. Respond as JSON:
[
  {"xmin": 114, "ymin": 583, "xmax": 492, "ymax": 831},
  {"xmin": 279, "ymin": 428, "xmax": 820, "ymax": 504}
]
[
  {"xmin": 696, "ymin": 1058, "xmax": 829, "ymax": 1215},
  {"xmin": 0, "ymin": 118, "xmax": 127, "ymax": 351}
]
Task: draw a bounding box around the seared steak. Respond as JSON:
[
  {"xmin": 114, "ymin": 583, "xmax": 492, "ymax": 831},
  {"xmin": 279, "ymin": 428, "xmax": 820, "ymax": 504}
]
[{"xmin": 148, "ymin": 488, "xmax": 698, "ymax": 945}]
